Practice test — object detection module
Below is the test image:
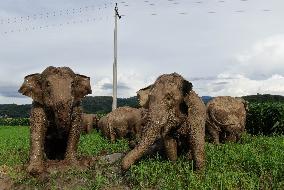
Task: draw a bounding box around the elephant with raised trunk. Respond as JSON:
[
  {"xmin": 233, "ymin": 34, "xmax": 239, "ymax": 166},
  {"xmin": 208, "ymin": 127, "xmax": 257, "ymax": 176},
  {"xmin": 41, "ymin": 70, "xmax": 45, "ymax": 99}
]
[
  {"xmin": 121, "ymin": 73, "xmax": 206, "ymax": 171},
  {"xmin": 206, "ymin": 96, "xmax": 247, "ymax": 144},
  {"xmin": 19, "ymin": 66, "xmax": 92, "ymax": 175},
  {"xmin": 98, "ymin": 106, "xmax": 148, "ymax": 146}
]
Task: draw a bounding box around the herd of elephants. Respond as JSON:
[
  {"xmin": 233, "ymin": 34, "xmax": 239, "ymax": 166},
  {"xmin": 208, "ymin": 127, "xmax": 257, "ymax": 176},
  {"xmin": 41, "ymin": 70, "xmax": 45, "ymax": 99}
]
[{"xmin": 18, "ymin": 66, "xmax": 248, "ymax": 176}]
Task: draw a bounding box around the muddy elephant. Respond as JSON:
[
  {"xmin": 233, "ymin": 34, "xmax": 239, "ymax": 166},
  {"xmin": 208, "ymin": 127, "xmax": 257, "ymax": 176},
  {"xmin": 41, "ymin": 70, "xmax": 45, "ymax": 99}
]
[
  {"xmin": 81, "ymin": 113, "xmax": 98, "ymax": 134},
  {"xmin": 98, "ymin": 107, "xmax": 148, "ymax": 145},
  {"xmin": 18, "ymin": 66, "xmax": 92, "ymax": 175},
  {"xmin": 121, "ymin": 73, "xmax": 206, "ymax": 171},
  {"xmin": 206, "ymin": 96, "xmax": 247, "ymax": 144}
]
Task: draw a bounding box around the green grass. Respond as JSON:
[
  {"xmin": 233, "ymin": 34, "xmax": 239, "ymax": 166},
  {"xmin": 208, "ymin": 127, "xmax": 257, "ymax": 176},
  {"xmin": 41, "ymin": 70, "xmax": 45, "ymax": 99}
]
[
  {"xmin": 0, "ymin": 126, "xmax": 29, "ymax": 166},
  {"xmin": 128, "ymin": 135, "xmax": 284, "ymax": 189},
  {"xmin": 0, "ymin": 126, "xmax": 283, "ymax": 189}
]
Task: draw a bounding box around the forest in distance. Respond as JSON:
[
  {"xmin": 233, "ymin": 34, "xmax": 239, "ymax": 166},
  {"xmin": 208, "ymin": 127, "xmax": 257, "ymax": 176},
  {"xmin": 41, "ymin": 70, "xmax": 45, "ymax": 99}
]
[{"xmin": 0, "ymin": 94, "xmax": 284, "ymax": 118}]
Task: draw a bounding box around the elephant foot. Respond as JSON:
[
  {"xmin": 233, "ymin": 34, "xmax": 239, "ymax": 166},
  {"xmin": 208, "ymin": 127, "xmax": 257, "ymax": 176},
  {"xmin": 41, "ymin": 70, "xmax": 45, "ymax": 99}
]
[
  {"xmin": 187, "ymin": 150, "xmax": 193, "ymax": 160},
  {"xmin": 27, "ymin": 162, "xmax": 45, "ymax": 176},
  {"xmin": 65, "ymin": 156, "xmax": 79, "ymax": 165}
]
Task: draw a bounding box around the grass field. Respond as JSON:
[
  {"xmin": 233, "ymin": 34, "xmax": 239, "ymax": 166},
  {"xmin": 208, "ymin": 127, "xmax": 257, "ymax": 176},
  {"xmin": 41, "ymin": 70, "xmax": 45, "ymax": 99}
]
[{"xmin": 0, "ymin": 126, "xmax": 283, "ymax": 189}]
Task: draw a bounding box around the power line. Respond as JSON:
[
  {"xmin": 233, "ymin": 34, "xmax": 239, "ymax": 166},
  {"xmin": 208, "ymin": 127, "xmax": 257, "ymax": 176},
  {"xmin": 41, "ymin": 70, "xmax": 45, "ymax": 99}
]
[{"xmin": 0, "ymin": 2, "xmax": 114, "ymax": 25}]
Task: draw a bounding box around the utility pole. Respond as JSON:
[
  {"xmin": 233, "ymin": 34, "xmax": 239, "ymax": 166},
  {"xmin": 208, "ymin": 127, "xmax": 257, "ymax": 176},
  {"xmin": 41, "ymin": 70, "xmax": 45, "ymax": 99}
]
[{"xmin": 112, "ymin": 3, "xmax": 121, "ymax": 111}]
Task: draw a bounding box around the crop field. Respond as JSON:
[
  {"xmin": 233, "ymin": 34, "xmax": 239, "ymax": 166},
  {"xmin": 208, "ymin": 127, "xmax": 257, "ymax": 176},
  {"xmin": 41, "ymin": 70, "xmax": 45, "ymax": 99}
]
[{"xmin": 0, "ymin": 126, "xmax": 283, "ymax": 189}]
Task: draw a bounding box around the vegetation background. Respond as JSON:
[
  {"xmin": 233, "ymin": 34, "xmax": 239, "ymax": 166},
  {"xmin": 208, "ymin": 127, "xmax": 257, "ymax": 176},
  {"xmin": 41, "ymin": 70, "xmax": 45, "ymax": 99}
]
[{"xmin": 0, "ymin": 94, "xmax": 283, "ymax": 189}]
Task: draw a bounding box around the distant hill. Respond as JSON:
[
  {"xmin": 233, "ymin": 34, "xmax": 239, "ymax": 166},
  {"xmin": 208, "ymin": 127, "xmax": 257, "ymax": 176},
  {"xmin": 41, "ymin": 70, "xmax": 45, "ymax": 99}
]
[
  {"xmin": 0, "ymin": 104, "xmax": 31, "ymax": 118},
  {"xmin": 0, "ymin": 96, "xmax": 139, "ymax": 118},
  {"xmin": 242, "ymin": 94, "xmax": 284, "ymax": 103},
  {"xmin": 82, "ymin": 96, "xmax": 139, "ymax": 114},
  {"xmin": 1, "ymin": 94, "xmax": 283, "ymax": 118},
  {"xmin": 201, "ymin": 96, "xmax": 213, "ymax": 105}
]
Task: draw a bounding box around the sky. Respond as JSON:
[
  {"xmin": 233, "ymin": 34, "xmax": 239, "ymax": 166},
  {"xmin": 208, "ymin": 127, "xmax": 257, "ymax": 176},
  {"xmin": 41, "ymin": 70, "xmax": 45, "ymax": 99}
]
[{"xmin": 0, "ymin": 0, "xmax": 284, "ymax": 104}]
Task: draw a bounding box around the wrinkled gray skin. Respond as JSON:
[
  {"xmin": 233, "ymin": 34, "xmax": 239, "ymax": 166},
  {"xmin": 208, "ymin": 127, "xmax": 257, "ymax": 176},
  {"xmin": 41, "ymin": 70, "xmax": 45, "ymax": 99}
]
[
  {"xmin": 18, "ymin": 66, "xmax": 91, "ymax": 175},
  {"xmin": 122, "ymin": 73, "xmax": 206, "ymax": 171},
  {"xmin": 81, "ymin": 113, "xmax": 98, "ymax": 134},
  {"xmin": 206, "ymin": 96, "xmax": 248, "ymax": 144},
  {"xmin": 97, "ymin": 107, "xmax": 148, "ymax": 147}
]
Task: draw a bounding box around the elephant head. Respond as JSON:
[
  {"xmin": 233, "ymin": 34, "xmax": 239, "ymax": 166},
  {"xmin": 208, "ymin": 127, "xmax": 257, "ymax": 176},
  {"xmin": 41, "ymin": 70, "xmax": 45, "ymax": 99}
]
[
  {"xmin": 122, "ymin": 73, "xmax": 206, "ymax": 170},
  {"xmin": 236, "ymin": 97, "xmax": 249, "ymax": 111},
  {"xmin": 145, "ymin": 73, "xmax": 192, "ymax": 136},
  {"xmin": 19, "ymin": 66, "xmax": 92, "ymax": 128}
]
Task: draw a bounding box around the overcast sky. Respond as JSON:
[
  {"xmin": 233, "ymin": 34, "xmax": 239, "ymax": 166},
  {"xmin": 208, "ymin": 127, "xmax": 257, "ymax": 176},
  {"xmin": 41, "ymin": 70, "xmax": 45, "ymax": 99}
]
[{"xmin": 0, "ymin": 0, "xmax": 284, "ymax": 104}]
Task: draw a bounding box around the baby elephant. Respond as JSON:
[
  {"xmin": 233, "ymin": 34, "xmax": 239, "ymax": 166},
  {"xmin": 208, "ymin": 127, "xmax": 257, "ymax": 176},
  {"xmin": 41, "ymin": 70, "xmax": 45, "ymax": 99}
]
[
  {"xmin": 18, "ymin": 66, "xmax": 91, "ymax": 175},
  {"xmin": 98, "ymin": 106, "xmax": 148, "ymax": 144},
  {"xmin": 206, "ymin": 96, "xmax": 247, "ymax": 144},
  {"xmin": 81, "ymin": 113, "xmax": 98, "ymax": 134}
]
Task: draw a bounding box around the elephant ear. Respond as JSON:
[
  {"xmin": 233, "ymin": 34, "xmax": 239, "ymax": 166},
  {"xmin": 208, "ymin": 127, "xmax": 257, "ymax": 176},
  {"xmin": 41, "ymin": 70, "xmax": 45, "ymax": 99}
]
[
  {"xmin": 18, "ymin": 74, "xmax": 43, "ymax": 104},
  {"xmin": 179, "ymin": 80, "xmax": 193, "ymax": 115},
  {"xmin": 137, "ymin": 84, "xmax": 153, "ymax": 108},
  {"xmin": 74, "ymin": 74, "xmax": 92, "ymax": 101},
  {"xmin": 182, "ymin": 79, "xmax": 193, "ymax": 96}
]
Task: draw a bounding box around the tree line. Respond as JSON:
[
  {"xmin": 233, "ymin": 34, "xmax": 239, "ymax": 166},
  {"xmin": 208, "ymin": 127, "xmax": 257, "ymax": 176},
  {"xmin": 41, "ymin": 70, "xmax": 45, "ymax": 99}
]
[
  {"xmin": 0, "ymin": 96, "xmax": 139, "ymax": 118},
  {"xmin": 1, "ymin": 94, "xmax": 284, "ymax": 118}
]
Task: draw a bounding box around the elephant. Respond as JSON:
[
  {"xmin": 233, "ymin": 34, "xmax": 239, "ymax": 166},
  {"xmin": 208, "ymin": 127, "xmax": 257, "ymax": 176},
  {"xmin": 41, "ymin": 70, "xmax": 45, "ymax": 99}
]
[
  {"xmin": 18, "ymin": 66, "xmax": 92, "ymax": 175},
  {"xmin": 121, "ymin": 73, "xmax": 206, "ymax": 171},
  {"xmin": 205, "ymin": 96, "xmax": 247, "ymax": 144},
  {"xmin": 97, "ymin": 106, "xmax": 148, "ymax": 146},
  {"xmin": 81, "ymin": 113, "xmax": 98, "ymax": 134}
]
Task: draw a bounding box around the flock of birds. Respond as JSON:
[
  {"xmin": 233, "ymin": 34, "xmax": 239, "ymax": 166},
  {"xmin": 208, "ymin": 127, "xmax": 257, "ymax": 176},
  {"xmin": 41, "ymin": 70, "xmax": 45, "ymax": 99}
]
[
  {"xmin": 119, "ymin": 0, "xmax": 272, "ymax": 15},
  {"xmin": 0, "ymin": 0, "xmax": 273, "ymax": 35}
]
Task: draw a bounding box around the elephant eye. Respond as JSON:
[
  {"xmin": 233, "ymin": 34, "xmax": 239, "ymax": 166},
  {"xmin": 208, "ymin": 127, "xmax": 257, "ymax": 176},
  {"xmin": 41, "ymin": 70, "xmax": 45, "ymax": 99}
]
[{"xmin": 165, "ymin": 93, "xmax": 173, "ymax": 101}]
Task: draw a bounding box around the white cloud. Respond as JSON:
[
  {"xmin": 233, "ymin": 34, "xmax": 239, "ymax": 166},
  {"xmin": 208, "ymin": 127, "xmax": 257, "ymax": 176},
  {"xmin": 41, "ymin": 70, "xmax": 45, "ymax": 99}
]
[
  {"xmin": 93, "ymin": 71, "xmax": 155, "ymax": 97},
  {"xmin": 228, "ymin": 34, "xmax": 284, "ymax": 79},
  {"xmin": 1, "ymin": 0, "xmax": 284, "ymax": 103},
  {"xmin": 203, "ymin": 74, "xmax": 284, "ymax": 97}
]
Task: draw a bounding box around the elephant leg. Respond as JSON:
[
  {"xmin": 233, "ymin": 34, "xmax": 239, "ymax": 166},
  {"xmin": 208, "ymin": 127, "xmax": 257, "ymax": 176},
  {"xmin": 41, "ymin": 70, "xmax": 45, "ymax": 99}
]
[
  {"xmin": 207, "ymin": 123, "xmax": 220, "ymax": 144},
  {"xmin": 186, "ymin": 149, "xmax": 193, "ymax": 160},
  {"xmin": 121, "ymin": 124, "xmax": 159, "ymax": 170},
  {"xmin": 134, "ymin": 123, "xmax": 142, "ymax": 141},
  {"xmin": 108, "ymin": 123, "xmax": 116, "ymax": 143},
  {"xmin": 65, "ymin": 107, "xmax": 81, "ymax": 163},
  {"xmin": 27, "ymin": 103, "xmax": 47, "ymax": 175},
  {"xmin": 236, "ymin": 133, "xmax": 241, "ymax": 142},
  {"xmin": 86, "ymin": 120, "xmax": 92, "ymax": 133},
  {"xmin": 222, "ymin": 132, "xmax": 236, "ymax": 143},
  {"xmin": 164, "ymin": 136, "xmax": 177, "ymax": 161}
]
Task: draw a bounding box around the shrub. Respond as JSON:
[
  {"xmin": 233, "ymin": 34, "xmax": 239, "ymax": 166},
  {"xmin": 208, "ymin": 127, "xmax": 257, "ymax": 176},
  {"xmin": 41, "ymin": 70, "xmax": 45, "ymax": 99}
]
[
  {"xmin": 246, "ymin": 102, "xmax": 284, "ymax": 135},
  {"xmin": 0, "ymin": 118, "xmax": 30, "ymax": 126}
]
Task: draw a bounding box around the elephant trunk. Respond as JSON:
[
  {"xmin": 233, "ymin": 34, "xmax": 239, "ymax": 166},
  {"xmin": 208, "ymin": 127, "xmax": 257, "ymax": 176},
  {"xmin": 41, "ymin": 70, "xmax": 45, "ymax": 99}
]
[
  {"xmin": 54, "ymin": 101, "xmax": 73, "ymax": 129},
  {"xmin": 122, "ymin": 105, "xmax": 180, "ymax": 170},
  {"xmin": 121, "ymin": 121, "xmax": 161, "ymax": 170},
  {"xmin": 186, "ymin": 90, "xmax": 206, "ymax": 171}
]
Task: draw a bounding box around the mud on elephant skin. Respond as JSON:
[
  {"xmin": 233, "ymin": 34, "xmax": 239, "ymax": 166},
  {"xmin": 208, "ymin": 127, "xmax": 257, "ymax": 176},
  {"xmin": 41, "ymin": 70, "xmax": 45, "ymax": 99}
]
[
  {"xmin": 97, "ymin": 106, "xmax": 148, "ymax": 146},
  {"xmin": 206, "ymin": 96, "xmax": 247, "ymax": 144},
  {"xmin": 81, "ymin": 113, "xmax": 98, "ymax": 134},
  {"xmin": 18, "ymin": 66, "xmax": 92, "ymax": 175},
  {"xmin": 121, "ymin": 73, "xmax": 206, "ymax": 171}
]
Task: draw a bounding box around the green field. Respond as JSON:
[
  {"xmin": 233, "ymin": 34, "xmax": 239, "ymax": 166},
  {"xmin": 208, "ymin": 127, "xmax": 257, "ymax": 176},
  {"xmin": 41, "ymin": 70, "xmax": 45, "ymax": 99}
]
[{"xmin": 0, "ymin": 126, "xmax": 283, "ymax": 189}]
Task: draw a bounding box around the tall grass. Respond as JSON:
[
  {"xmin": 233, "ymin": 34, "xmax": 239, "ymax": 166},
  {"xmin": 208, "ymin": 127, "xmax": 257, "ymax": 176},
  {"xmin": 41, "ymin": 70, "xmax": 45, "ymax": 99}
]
[
  {"xmin": 127, "ymin": 134, "xmax": 284, "ymax": 189},
  {"xmin": 0, "ymin": 126, "xmax": 283, "ymax": 189}
]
